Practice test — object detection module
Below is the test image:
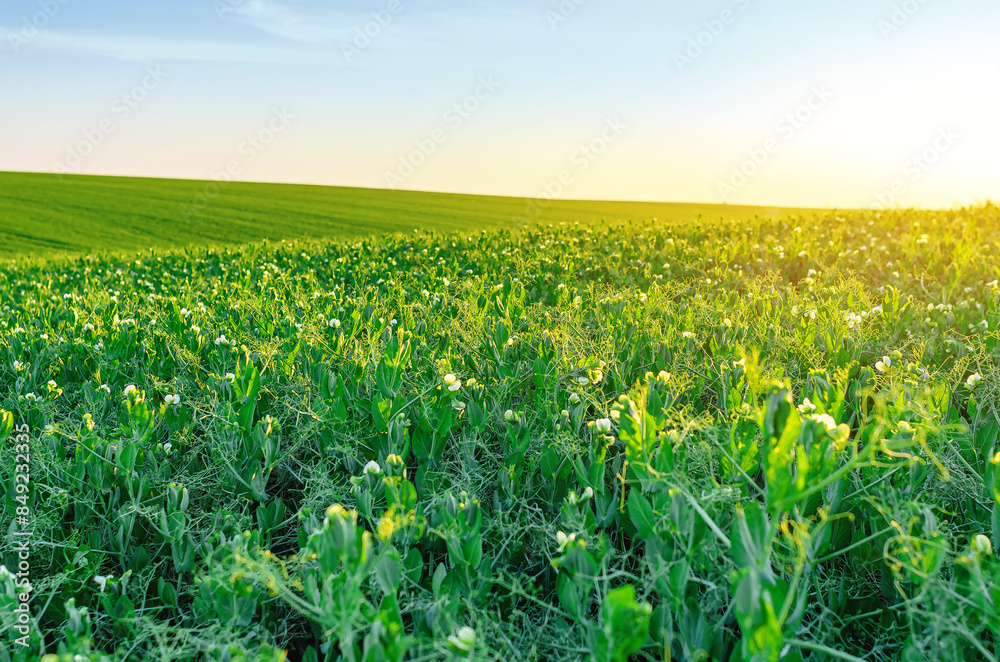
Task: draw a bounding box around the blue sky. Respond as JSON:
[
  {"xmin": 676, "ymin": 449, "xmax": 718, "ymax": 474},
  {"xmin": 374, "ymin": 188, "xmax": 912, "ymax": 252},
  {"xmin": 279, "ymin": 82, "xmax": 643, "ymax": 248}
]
[{"xmin": 1, "ymin": 0, "xmax": 997, "ymax": 208}]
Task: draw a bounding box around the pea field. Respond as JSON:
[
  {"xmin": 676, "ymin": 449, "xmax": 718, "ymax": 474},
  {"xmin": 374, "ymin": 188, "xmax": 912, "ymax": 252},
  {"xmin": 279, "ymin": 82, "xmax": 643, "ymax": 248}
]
[{"xmin": 2, "ymin": 202, "xmax": 1000, "ymax": 661}]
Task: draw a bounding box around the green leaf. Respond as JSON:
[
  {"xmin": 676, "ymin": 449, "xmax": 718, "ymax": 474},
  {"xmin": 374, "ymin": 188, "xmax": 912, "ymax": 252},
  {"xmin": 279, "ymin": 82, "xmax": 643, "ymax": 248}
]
[
  {"xmin": 602, "ymin": 584, "xmax": 652, "ymax": 662},
  {"xmin": 627, "ymin": 490, "xmax": 655, "ymax": 539},
  {"xmin": 375, "ymin": 549, "xmax": 402, "ymax": 595}
]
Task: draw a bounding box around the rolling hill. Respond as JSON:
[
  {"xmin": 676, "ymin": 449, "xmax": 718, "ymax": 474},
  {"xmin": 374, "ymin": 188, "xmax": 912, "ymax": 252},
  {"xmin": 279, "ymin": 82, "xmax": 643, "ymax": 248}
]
[{"xmin": 0, "ymin": 171, "xmax": 826, "ymax": 259}]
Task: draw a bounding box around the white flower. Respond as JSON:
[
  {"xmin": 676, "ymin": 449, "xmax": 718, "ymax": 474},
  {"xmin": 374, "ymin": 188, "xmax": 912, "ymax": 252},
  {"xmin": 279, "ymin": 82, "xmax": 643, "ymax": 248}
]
[
  {"xmin": 99, "ymin": 384, "xmax": 110, "ymax": 394},
  {"xmin": 569, "ymin": 393, "xmax": 581, "ymax": 405},
  {"xmin": 83, "ymin": 323, "xmax": 95, "ymax": 332},
  {"xmin": 797, "ymin": 398, "xmax": 816, "ymax": 414},
  {"xmin": 0, "ymin": 565, "xmax": 10, "ymax": 580},
  {"xmin": 328, "ymin": 318, "xmax": 341, "ymax": 328},
  {"xmin": 682, "ymin": 331, "xmax": 696, "ymax": 339},
  {"xmin": 594, "ymin": 418, "xmax": 613, "ymax": 434},
  {"xmin": 13, "ymin": 360, "xmax": 24, "ymax": 371},
  {"xmin": 875, "ymin": 356, "xmax": 891, "ymax": 373},
  {"xmin": 162, "ymin": 442, "xmax": 173, "ymax": 455},
  {"xmin": 972, "ymin": 534, "xmax": 993, "ymax": 557},
  {"xmin": 94, "ymin": 575, "xmax": 112, "ymax": 592},
  {"xmin": 449, "ymin": 626, "xmax": 476, "ymax": 652},
  {"xmin": 214, "ymin": 334, "xmax": 229, "ymax": 346},
  {"xmin": 124, "ymin": 384, "xmax": 137, "ymax": 396},
  {"xmin": 164, "ymin": 394, "xmax": 180, "ymax": 406},
  {"xmin": 809, "ymin": 413, "xmax": 839, "ymax": 432},
  {"xmin": 504, "ymin": 409, "xmax": 517, "ymax": 423},
  {"xmin": 967, "ymin": 372, "xmax": 983, "ymax": 388},
  {"xmin": 363, "ymin": 460, "xmax": 381, "ymax": 475},
  {"xmin": 442, "ymin": 374, "xmax": 462, "ymax": 391},
  {"xmin": 723, "ymin": 318, "xmax": 732, "ymax": 328},
  {"xmin": 555, "ymin": 531, "xmax": 578, "ymax": 551},
  {"xmin": 225, "ymin": 372, "xmax": 236, "ymax": 383}
]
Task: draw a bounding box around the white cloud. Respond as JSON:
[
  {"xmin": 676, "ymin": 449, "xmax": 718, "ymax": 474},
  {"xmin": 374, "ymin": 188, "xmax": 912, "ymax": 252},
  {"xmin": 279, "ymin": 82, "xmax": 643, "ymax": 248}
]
[
  {"xmin": 0, "ymin": 27, "xmax": 341, "ymax": 65},
  {"xmin": 228, "ymin": 0, "xmax": 353, "ymax": 44}
]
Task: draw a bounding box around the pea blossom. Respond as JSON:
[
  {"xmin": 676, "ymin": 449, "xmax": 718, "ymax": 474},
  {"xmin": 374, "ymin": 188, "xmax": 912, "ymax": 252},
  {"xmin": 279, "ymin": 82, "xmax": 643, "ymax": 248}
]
[
  {"xmin": 94, "ymin": 575, "xmax": 112, "ymax": 592},
  {"xmin": 809, "ymin": 413, "xmax": 839, "ymax": 432},
  {"xmin": 971, "ymin": 534, "xmax": 993, "ymax": 558}
]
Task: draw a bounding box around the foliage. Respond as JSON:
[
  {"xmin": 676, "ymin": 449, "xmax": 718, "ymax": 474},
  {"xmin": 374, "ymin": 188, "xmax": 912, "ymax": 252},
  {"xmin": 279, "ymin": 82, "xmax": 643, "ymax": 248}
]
[{"xmin": 2, "ymin": 204, "xmax": 1000, "ymax": 660}]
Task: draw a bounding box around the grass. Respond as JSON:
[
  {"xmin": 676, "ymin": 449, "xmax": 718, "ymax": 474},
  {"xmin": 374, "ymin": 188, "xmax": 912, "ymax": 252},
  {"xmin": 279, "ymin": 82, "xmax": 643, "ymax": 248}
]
[
  {"xmin": 0, "ymin": 171, "xmax": 822, "ymax": 258},
  {"xmin": 1, "ymin": 186, "xmax": 999, "ymax": 661}
]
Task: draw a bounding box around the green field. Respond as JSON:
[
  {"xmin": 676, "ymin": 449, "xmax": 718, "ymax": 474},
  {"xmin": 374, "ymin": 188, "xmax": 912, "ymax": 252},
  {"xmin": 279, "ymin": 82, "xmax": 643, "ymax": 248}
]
[
  {"xmin": 1, "ymin": 181, "xmax": 999, "ymax": 662},
  {"xmin": 0, "ymin": 172, "xmax": 820, "ymax": 258}
]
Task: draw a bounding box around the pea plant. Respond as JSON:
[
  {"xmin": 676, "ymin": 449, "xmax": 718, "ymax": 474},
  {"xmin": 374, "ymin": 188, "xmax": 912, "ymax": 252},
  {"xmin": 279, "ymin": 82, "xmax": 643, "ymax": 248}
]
[{"xmin": 2, "ymin": 205, "xmax": 1000, "ymax": 660}]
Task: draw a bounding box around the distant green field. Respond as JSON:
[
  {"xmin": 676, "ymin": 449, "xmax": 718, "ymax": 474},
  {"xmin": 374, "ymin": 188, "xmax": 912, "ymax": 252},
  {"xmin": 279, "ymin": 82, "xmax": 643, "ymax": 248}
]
[{"xmin": 0, "ymin": 171, "xmax": 825, "ymax": 258}]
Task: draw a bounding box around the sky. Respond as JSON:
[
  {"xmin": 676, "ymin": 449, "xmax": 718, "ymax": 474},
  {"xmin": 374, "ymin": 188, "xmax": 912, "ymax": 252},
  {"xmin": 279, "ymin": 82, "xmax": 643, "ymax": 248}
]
[{"xmin": 1, "ymin": 0, "xmax": 998, "ymax": 209}]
